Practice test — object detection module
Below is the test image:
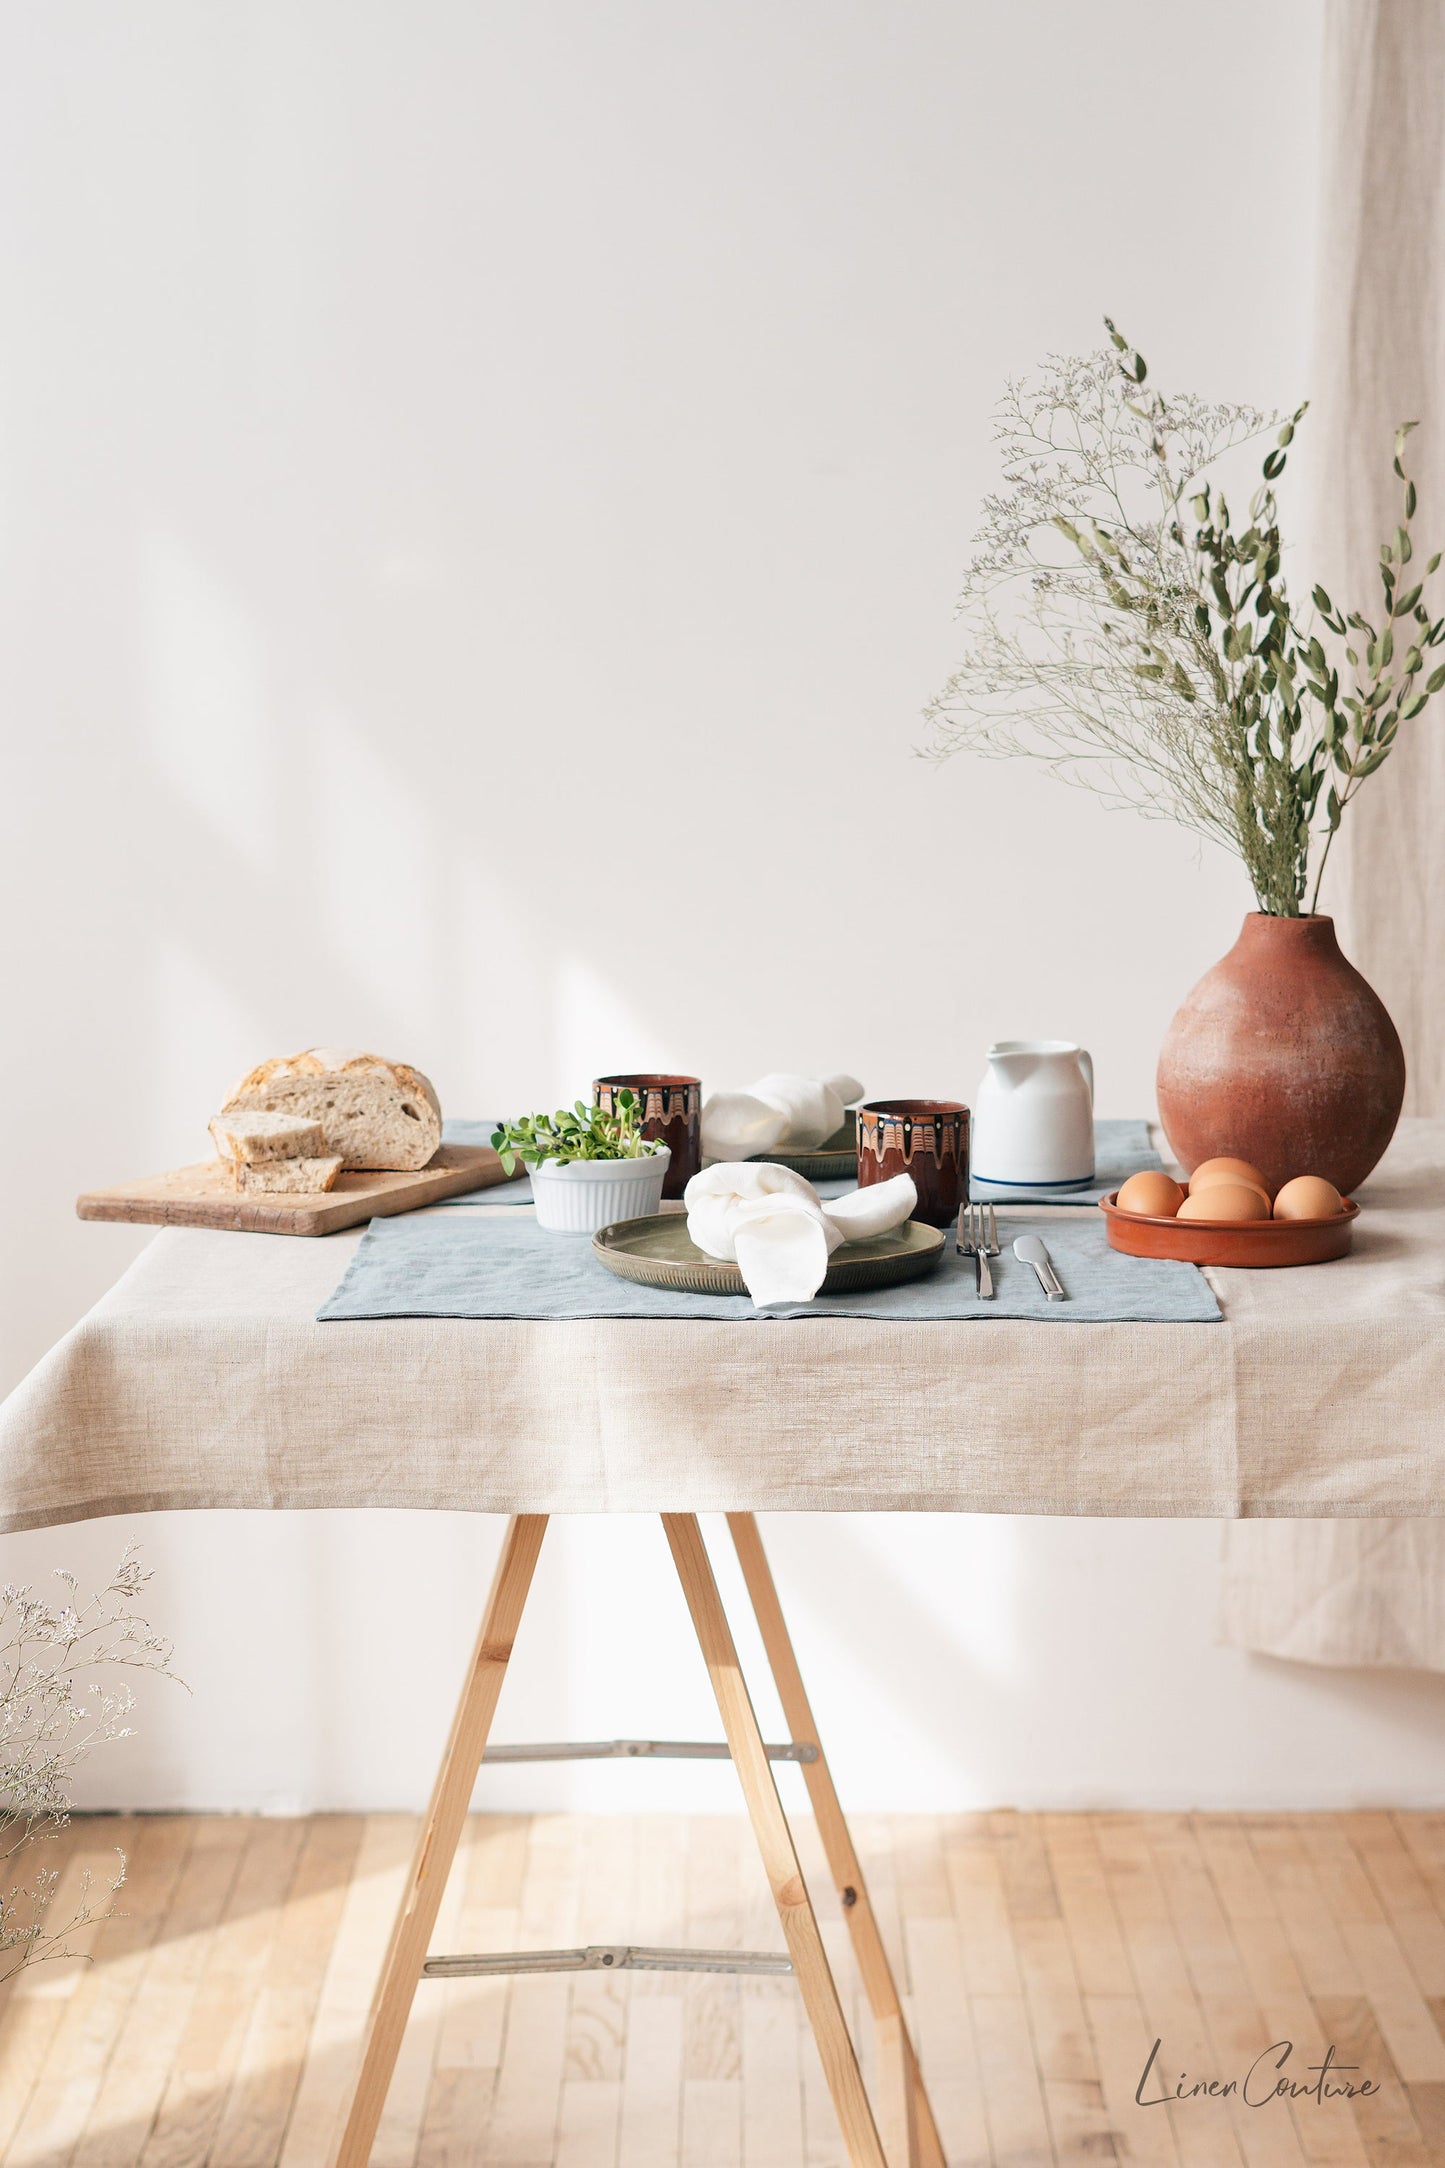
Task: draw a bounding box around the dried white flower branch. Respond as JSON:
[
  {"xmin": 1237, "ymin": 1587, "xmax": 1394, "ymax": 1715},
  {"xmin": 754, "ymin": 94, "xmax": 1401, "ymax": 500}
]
[
  {"xmin": 924, "ymin": 327, "xmax": 1445, "ymax": 915},
  {"xmin": 0, "ymin": 1548, "xmax": 179, "ymax": 1982}
]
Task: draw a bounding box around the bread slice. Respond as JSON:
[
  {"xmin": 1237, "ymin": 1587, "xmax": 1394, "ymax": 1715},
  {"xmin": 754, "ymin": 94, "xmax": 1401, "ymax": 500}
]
[
  {"xmin": 221, "ymin": 1048, "xmax": 442, "ymax": 1171},
  {"xmin": 209, "ymin": 1110, "xmax": 328, "ymax": 1164},
  {"xmin": 231, "ymin": 1154, "xmax": 344, "ymax": 1194}
]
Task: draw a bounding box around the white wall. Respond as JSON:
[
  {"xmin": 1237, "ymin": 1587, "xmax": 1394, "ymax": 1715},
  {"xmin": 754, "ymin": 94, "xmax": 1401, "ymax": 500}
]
[{"xmin": 7, "ymin": 0, "xmax": 1445, "ymax": 1814}]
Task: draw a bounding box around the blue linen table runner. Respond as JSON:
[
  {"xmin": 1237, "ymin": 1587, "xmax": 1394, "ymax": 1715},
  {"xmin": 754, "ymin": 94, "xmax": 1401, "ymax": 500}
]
[
  {"xmin": 965, "ymin": 1117, "xmax": 1163, "ymax": 1204},
  {"xmin": 438, "ymin": 1116, "xmax": 1164, "ymax": 1209},
  {"xmin": 317, "ymin": 1209, "xmax": 1220, "ymax": 1325}
]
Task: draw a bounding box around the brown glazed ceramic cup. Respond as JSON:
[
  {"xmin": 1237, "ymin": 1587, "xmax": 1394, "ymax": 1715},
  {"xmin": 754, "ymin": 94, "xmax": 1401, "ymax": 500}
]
[
  {"xmin": 593, "ymin": 1074, "xmax": 701, "ymax": 1199},
  {"xmin": 856, "ymin": 1099, "xmax": 969, "ymax": 1227}
]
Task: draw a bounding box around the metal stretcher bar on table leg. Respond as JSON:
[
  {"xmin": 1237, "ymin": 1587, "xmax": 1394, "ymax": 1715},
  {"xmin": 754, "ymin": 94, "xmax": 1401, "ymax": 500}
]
[
  {"xmin": 481, "ymin": 1737, "xmax": 818, "ymax": 1762},
  {"xmin": 422, "ymin": 1942, "xmax": 793, "ymax": 1979}
]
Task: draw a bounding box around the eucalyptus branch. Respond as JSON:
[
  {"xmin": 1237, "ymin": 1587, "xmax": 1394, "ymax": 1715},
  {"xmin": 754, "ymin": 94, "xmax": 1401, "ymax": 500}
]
[{"xmin": 926, "ymin": 324, "xmax": 1444, "ymax": 914}]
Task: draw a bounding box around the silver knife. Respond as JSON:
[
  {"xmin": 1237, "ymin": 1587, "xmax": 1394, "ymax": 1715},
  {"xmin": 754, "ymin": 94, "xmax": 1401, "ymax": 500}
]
[{"xmin": 1013, "ymin": 1234, "xmax": 1066, "ymax": 1300}]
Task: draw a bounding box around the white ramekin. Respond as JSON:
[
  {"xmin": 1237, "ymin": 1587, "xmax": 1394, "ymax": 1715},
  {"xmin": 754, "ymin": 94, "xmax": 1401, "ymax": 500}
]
[{"xmin": 529, "ymin": 1147, "xmax": 671, "ymax": 1234}]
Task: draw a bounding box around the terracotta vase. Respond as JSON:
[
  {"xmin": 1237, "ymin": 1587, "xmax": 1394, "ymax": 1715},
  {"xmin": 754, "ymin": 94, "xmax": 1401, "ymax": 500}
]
[{"xmin": 1155, "ymin": 914, "xmax": 1405, "ymax": 1197}]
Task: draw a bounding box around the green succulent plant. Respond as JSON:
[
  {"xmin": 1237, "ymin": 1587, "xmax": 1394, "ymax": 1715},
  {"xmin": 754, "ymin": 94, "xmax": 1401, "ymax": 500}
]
[{"xmin": 491, "ymin": 1090, "xmax": 662, "ymax": 1173}]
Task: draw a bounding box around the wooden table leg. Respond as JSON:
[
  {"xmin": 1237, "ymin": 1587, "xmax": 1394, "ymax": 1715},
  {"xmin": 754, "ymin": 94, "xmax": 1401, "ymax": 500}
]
[
  {"xmin": 663, "ymin": 1513, "xmax": 890, "ymax": 2168},
  {"xmin": 728, "ymin": 1511, "xmax": 943, "ymax": 2168},
  {"xmin": 878, "ymin": 2011, "xmax": 920, "ymax": 2168},
  {"xmin": 329, "ymin": 1513, "xmax": 547, "ymax": 2168}
]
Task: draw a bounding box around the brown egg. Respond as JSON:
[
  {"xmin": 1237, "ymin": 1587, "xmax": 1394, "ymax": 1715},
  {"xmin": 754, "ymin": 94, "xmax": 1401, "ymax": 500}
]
[
  {"xmin": 1116, "ymin": 1170, "xmax": 1186, "ymax": 1218},
  {"xmin": 1190, "ymin": 1167, "xmax": 1273, "ymax": 1212},
  {"xmin": 1273, "ymin": 1174, "xmax": 1345, "ymax": 1221},
  {"xmin": 1177, "ymin": 1182, "xmax": 1271, "ymax": 1223},
  {"xmin": 1188, "ymin": 1155, "xmax": 1267, "ymax": 1194}
]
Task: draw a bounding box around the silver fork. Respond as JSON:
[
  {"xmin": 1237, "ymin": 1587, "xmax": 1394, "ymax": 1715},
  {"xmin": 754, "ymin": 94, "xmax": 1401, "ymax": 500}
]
[
  {"xmin": 955, "ymin": 1198, "xmax": 999, "ymax": 1297},
  {"xmin": 979, "ymin": 1200, "xmax": 999, "ymax": 1290}
]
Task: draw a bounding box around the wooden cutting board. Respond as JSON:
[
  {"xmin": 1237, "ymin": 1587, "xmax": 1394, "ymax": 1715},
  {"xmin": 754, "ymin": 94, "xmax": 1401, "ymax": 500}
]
[{"xmin": 76, "ymin": 1143, "xmax": 516, "ymax": 1237}]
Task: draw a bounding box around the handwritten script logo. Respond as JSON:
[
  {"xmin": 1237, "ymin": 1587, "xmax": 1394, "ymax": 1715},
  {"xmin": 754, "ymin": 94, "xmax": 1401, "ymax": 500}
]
[{"xmin": 1136, "ymin": 2038, "xmax": 1379, "ymax": 2110}]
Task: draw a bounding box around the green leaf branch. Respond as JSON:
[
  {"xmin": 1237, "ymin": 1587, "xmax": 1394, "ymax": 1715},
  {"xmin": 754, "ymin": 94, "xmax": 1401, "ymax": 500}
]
[
  {"xmin": 924, "ymin": 323, "xmax": 1444, "ymax": 915},
  {"xmin": 1304, "ymin": 422, "xmax": 1445, "ymax": 910}
]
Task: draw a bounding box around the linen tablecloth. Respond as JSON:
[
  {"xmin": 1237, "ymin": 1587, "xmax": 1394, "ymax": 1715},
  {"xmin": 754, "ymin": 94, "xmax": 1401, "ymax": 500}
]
[{"xmin": 2, "ymin": 1120, "xmax": 1442, "ymax": 1532}]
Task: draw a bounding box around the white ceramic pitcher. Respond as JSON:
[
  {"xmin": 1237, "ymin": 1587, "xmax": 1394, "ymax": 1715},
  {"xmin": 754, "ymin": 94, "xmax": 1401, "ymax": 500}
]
[{"xmin": 970, "ymin": 1040, "xmax": 1095, "ymax": 1192}]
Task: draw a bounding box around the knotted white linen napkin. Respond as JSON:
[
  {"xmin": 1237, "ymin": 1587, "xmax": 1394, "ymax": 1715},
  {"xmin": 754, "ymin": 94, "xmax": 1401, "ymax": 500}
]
[
  {"xmin": 700, "ymin": 1072, "xmax": 865, "ymax": 1161},
  {"xmin": 684, "ymin": 1163, "xmax": 917, "ymax": 1307}
]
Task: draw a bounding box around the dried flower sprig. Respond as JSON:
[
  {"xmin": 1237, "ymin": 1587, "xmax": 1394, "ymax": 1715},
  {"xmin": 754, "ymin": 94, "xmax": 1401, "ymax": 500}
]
[
  {"xmin": 924, "ymin": 322, "xmax": 1445, "ymax": 916},
  {"xmin": 0, "ymin": 1548, "xmax": 179, "ymax": 1982}
]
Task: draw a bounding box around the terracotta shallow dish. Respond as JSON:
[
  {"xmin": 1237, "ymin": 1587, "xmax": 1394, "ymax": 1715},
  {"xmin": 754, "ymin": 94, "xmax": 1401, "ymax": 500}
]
[{"xmin": 1099, "ymin": 1191, "xmax": 1358, "ymax": 1268}]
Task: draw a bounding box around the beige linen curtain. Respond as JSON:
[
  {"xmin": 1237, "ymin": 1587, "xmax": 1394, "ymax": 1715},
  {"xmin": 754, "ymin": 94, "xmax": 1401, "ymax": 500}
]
[{"xmin": 1217, "ymin": 0, "xmax": 1445, "ymax": 1669}]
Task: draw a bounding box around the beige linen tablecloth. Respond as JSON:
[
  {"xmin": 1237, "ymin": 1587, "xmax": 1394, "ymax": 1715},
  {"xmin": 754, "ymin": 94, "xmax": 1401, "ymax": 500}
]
[{"xmin": 2, "ymin": 1120, "xmax": 1442, "ymax": 1532}]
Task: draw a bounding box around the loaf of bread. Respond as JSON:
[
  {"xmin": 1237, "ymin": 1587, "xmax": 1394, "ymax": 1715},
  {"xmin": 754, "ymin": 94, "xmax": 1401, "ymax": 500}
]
[
  {"xmin": 221, "ymin": 1048, "xmax": 443, "ymax": 1171},
  {"xmin": 209, "ymin": 1110, "xmax": 328, "ymax": 1164},
  {"xmin": 231, "ymin": 1154, "xmax": 344, "ymax": 1194}
]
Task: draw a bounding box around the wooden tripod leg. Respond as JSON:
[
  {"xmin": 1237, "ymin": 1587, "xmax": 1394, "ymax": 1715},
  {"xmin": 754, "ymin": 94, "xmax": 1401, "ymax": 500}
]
[
  {"xmin": 663, "ymin": 1514, "xmax": 889, "ymax": 2168},
  {"xmin": 330, "ymin": 1514, "xmax": 547, "ymax": 2168},
  {"xmin": 727, "ymin": 1512, "xmax": 944, "ymax": 2168},
  {"xmin": 878, "ymin": 2012, "xmax": 919, "ymax": 2168}
]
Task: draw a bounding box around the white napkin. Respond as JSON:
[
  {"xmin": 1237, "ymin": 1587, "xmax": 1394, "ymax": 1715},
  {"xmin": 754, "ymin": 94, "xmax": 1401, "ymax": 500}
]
[
  {"xmin": 732, "ymin": 1195, "xmax": 843, "ymax": 1308},
  {"xmin": 684, "ymin": 1162, "xmax": 824, "ymax": 1262},
  {"xmin": 684, "ymin": 1161, "xmax": 917, "ymax": 1307},
  {"xmin": 701, "ymin": 1072, "xmax": 865, "ymax": 1160},
  {"xmin": 823, "ymin": 1171, "xmax": 918, "ymax": 1241}
]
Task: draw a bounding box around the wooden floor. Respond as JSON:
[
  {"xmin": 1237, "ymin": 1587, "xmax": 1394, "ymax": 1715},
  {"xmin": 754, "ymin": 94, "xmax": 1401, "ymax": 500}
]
[{"xmin": 3, "ymin": 1810, "xmax": 1445, "ymax": 2166}]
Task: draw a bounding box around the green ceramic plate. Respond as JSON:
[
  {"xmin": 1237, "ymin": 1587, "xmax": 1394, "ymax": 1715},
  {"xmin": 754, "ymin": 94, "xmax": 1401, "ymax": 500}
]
[
  {"xmin": 702, "ymin": 1109, "xmax": 858, "ymax": 1181},
  {"xmin": 761, "ymin": 1109, "xmax": 857, "ymax": 1180},
  {"xmin": 592, "ymin": 1210, "xmax": 944, "ymax": 1297}
]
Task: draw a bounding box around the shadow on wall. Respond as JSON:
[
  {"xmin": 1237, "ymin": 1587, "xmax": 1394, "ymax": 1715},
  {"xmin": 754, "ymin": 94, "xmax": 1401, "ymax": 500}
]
[
  {"xmin": 3, "ymin": 501, "xmax": 982, "ymax": 1392},
  {"xmin": 1, "ymin": 0, "xmax": 1331, "ymax": 1830},
  {"xmin": 14, "ymin": 1507, "xmax": 1445, "ymax": 1817},
  {"xmin": 758, "ymin": 1516, "xmax": 1445, "ymax": 1812}
]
